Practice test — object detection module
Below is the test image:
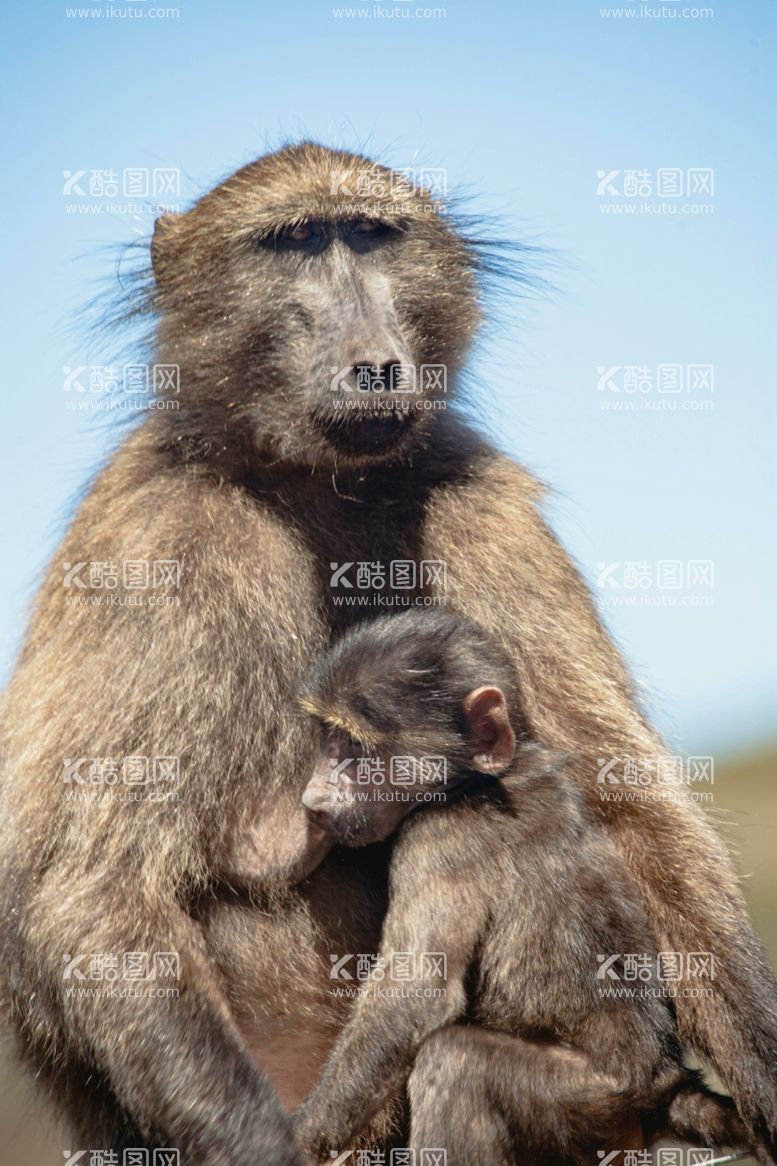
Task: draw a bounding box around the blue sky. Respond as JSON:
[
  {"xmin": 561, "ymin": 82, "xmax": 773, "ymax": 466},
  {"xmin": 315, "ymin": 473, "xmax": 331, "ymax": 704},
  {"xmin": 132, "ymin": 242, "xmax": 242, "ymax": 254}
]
[{"xmin": 1, "ymin": 0, "xmax": 775, "ymax": 756}]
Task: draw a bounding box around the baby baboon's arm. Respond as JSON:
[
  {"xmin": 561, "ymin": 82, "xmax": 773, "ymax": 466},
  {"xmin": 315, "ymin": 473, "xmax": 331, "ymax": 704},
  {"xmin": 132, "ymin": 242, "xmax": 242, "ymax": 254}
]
[{"xmin": 294, "ymin": 852, "xmax": 480, "ymax": 1157}]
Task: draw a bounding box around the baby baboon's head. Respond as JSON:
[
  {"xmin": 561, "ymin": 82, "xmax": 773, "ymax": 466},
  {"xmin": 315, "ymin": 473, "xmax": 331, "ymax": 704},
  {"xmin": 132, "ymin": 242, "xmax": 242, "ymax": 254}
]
[{"xmin": 300, "ymin": 610, "xmax": 520, "ymax": 846}]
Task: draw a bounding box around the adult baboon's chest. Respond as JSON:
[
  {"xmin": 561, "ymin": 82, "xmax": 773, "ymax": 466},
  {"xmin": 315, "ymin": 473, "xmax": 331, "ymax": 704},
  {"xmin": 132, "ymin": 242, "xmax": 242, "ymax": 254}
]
[{"xmin": 252, "ymin": 474, "xmax": 432, "ymax": 637}]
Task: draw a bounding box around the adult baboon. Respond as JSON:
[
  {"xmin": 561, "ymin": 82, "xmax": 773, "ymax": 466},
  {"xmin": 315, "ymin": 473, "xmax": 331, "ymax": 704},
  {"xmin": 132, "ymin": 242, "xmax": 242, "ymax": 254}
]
[{"xmin": 0, "ymin": 143, "xmax": 774, "ymax": 1164}]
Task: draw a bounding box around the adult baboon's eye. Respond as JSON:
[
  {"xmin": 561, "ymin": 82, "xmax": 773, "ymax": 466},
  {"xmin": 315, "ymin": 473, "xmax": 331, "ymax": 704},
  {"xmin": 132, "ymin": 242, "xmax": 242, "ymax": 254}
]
[
  {"xmin": 287, "ymin": 223, "xmax": 314, "ymax": 242},
  {"xmin": 344, "ymin": 218, "xmax": 399, "ymax": 253},
  {"xmin": 264, "ymin": 221, "xmax": 329, "ymax": 253}
]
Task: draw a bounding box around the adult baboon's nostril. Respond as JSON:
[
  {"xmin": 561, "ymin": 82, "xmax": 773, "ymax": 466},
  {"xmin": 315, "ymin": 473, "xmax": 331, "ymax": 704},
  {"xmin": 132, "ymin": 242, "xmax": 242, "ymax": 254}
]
[{"xmin": 352, "ymin": 361, "xmax": 404, "ymax": 392}]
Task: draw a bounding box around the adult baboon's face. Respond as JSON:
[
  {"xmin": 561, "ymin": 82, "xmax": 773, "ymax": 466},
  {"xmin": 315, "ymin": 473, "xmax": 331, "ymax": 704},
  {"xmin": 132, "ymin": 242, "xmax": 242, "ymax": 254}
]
[{"xmin": 151, "ymin": 143, "xmax": 481, "ymax": 468}]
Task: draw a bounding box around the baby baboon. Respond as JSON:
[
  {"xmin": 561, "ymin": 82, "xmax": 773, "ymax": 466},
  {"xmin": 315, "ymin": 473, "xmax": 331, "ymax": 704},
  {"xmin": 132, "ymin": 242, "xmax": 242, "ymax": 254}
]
[
  {"xmin": 0, "ymin": 143, "xmax": 775, "ymax": 1163},
  {"xmin": 296, "ymin": 610, "xmax": 760, "ymax": 1164}
]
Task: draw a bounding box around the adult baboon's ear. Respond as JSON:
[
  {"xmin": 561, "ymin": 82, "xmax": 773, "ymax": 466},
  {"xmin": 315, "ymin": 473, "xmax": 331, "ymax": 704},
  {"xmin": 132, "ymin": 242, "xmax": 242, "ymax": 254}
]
[
  {"xmin": 462, "ymin": 686, "xmax": 515, "ymax": 774},
  {"xmin": 150, "ymin": 213, "xmax": 183, "ymax": 286}
]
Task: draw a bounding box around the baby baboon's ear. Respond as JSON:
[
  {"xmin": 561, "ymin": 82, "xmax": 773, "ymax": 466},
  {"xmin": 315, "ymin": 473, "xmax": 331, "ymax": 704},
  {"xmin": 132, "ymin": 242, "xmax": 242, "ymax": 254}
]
[
  {"xmin": 150, "ymin": 213, "xmax": 184, "ymax": 287},
  {"xmin": 462, "ymin": 685, "xmax": 516, "ymax": 774}
]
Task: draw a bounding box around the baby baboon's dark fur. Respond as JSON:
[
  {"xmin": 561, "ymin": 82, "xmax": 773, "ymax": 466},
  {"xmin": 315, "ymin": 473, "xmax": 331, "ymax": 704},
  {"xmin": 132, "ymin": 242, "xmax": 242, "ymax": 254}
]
[
  {"xmin": 0, "ymin": 143, "xmax": 775, "ymax": 1164},
  {"xmin": 296, "ymin": 609, "xmax": 760, "ymax": 1163}
]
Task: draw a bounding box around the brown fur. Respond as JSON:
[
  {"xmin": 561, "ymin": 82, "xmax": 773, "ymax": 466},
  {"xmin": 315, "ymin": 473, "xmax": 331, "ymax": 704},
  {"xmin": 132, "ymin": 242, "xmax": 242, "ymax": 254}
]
[
  {"xmin": 294, "ymin": 614, "xmax": 763, "ymax": 1163},
  {"xmin": 0, "ymin": 143, "xmax": 775, "ymax": 1163}
]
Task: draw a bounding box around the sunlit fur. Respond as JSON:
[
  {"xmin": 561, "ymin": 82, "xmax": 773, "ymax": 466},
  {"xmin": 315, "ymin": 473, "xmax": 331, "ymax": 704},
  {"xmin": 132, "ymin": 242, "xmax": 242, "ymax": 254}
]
[{"xmin": 0, "ymin": 144, "xmax": 775, "ymax": 1164}]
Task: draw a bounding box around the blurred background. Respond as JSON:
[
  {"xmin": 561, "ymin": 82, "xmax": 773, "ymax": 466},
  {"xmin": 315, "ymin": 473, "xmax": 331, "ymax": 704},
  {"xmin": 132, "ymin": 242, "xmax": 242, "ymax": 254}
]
[{"xmin": 1, "ymin": 0, "xmax": 774, "ymax": 1161}]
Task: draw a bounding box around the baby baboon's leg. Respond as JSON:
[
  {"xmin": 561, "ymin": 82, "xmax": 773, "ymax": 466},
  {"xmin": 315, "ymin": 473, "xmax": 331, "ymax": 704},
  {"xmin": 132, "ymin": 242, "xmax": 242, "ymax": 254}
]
[{"xmin": 408, "ymin": 1026, "xmax": 644, "ymax": 1166}]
